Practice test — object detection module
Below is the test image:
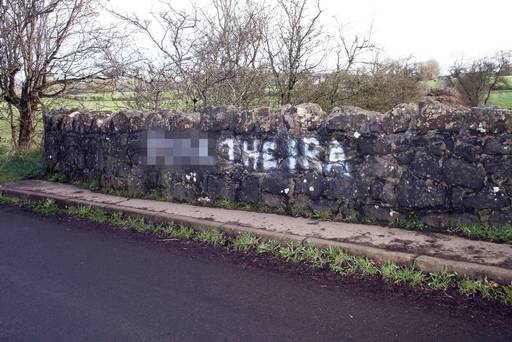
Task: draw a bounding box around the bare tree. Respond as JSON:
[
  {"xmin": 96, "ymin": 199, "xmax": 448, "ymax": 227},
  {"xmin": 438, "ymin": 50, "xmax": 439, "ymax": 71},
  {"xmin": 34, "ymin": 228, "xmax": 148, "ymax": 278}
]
[
  {"xmin": 0, "ymin": 0, "xmax": 120, "ymax": 148},
  {"xmin": 450, "ymin": 51, "xmax": 511, "ymax": 107},
  {"xmin": 110, "ymin": 2, "xmax": 198, "ymax": 109},
  {"xmin": 318, "ymin": 22, "xmax": 377, "ymax": 108},
  {"xmin": 112, "ymin": 0, "xmax": 268, "ymax": 110},
  {"xmin": 193, "ymin": 0, "xmax": 268, "ymax": 107},
  {"xmin": 418, "ymin": 59, "xmax": 440, "ymax": 81},
  {"xmin": 265, "ymin": 0, "xmax": 324, "ymax": 105}
]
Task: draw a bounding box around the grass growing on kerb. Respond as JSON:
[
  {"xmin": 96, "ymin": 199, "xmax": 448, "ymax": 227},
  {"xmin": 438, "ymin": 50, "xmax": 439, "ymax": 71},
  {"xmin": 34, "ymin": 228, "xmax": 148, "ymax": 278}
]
[
  {"xmin": 65, "ymin": 205, "xmax": 107, "ymax": 223},
  {"xmin": 33, "ymin": 199, "xmax": 60, "ymax": 215},
  {"xmin": 232, "ymin": 232, "xmax": 261, "ymax": 251},
  {"xmin": 428, "ymin": 268, "xmax": 457, "ymax": 291},
  {"xmin": 195, "ymin": 228, "xmax": 225, "ymax": 246},
  {"xmin": 458, "ymin": 276, "xmax": 500, "ymax": 300},
  {"xmin": 255, "ymin": 239, "xmax": 281, "ymax": 255},
  {"xmin": 1, "ymin": 193, "xmax": 512, "ymax": 305}
]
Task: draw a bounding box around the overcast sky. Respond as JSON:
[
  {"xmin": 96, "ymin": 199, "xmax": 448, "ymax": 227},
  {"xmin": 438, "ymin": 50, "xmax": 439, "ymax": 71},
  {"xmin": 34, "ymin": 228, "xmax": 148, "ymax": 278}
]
[{"xmin": 108, "ymin": 0, "xmax": 512, "ymax": 73}]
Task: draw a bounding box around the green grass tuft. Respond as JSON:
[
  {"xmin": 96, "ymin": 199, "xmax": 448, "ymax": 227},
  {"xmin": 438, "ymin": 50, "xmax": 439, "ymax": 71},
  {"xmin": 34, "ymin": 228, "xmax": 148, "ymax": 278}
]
[
  {"xmin": 232, "ymin": 232, "xmax": 260, "ymax": 251},
  {"xmin": 501, "ymin": 286, "xmax": 512, "ymax": 304},
  {"xmin": 396, "ymin": 266, "xmax": 426, "ymax": 286},
  {"xmin": 255, "ymin": 239, "xmax": 281, "ymax": 254},
  {"xmin": 312, "ymin": 208, "xmax": 333, "ymax": 220},
  {"xmin": 290, "ymin": 203, "xmax": 311, "ymax": 217},
  {"xmin": 428, "ymin": 268, "xmax": 457, "ymax": 291},
  {"xmin": 448, "ymin": 224, "xmax": 512, "ymax": 244},
  {"xmin": 48, "ymin": 172, "xmax": 68, "ymax": 183},
  {"xmin": 196, "ymin": 228, "xmax": 225, "ymax": 246},
  {"xmin": 65, "ymin": 205, "xmax": 107, "ymax": 223},
  {"xmin": 324, "ymin": 247, "xmax": 352, "ymax": 274},
  {"xmin": 33, "ymin": 199, "xmax": 60, "ymax": 215},
  {"xmin": 392, "ymin": 217, "xmax": 427, "ymax": 231},
  {"xmin": 379, "ymin": 263, "xmax": 401, "ymax": 282},
  {"xmin": 277, "ymin": 243, "xmax": 301, "ymax": 263},
  {"xmin": 299, "ymin": 245, "xmax": 328, "ymax": 267},
  {"xmin": 341, "ymin": 210, "xmax": 360, "ymax": 223},
  {"xmin": 126, "ymin": 216, "xmax": 153, "ymax": 233},
  {"xmin": 144, "ymin": 190, "xmax": 174, "ymax": 202},
  {"xmin": 458, "ymin": 276, "xmax": 500, "ymax": 300},
  {"xmin": 353, "ymin": 256, "xmax": 379, "ymax": 275},
  {"xmin": 217, "ymin": 198, "xmax": 238, "ymax": 210},
  {"xmin": 169, "ymin": 225, "xmax": 195, "ymax": 239}
]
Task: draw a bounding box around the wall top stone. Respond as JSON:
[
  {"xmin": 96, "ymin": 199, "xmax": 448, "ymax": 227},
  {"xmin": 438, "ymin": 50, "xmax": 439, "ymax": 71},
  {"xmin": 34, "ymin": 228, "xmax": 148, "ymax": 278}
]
[{"xmin": 45, "ymin": 100, "xmax": 512, "ymax": 136}]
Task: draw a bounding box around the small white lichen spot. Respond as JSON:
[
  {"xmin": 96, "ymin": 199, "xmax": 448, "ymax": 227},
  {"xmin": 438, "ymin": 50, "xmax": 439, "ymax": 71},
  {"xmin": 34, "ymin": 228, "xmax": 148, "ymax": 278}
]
[
  {"xmin": 309, "ymin": 186, "xmax": 315, "ymax": 192},
  {"xmin": 68, "ymin": 111, "xmax": 79, "ymax": 118},
  {"xmin": 354, "ymin": 132, "xmax": 361, "ymax": 139},
  {"xmin": 193, "ymin": 177, "xmax": 197, "ymax": 182},
  {"xmin": 390, "ymin": 210, "xmax": 398, "ymax": 217},
  {"xmin": 284, "ymin": 188, "xmax": 290, "ymax": 194},
  {"xmin": 493, "ymin": 186, "xmax": 500, "ymax": 193},
  {"xmin": 374, "ymin": 205, "xmax": 379, "ymax": 209},
  {"xmin": 477, "ymin": 122, "xmax": 487, "ymax": 133},
  {"xmin": 185, "ymin": 175, "xmax": 191, "ymax": 181},
  {"xmin": 303, "ymin": 179, "xmax": 307, "ymax": 183}
]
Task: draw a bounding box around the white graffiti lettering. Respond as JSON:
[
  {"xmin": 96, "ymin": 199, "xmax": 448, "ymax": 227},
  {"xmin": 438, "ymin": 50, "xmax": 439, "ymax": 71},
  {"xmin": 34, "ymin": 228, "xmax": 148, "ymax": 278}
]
[
  {"xmin": 262, "ymin": 140, "xmax": 277, "ymax": 170},
  {"xmin": 325, "ymin": 139, "xmax": 350, "ymax": 176},
  {"xmin": 218, "ymin": 137, "xmax": 350, "ymax": 176},
  {"xmin": 300, "ymin": 137, "xmax": 322, "ymax": 172},
  {"xmin": 242, "ymin": 139, "xmax": 260, "ymax": 170}
]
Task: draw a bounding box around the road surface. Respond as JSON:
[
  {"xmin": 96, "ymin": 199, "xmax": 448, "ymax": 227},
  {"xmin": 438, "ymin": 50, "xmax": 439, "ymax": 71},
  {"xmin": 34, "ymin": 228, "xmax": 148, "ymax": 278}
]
[{"xmin": 0, "ymin": 204, "xmax": 511, "ymax": 341}]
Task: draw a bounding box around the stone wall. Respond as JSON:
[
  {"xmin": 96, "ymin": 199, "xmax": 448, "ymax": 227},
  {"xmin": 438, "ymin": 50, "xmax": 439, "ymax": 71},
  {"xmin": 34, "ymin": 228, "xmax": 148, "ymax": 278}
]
[{"xmin": 43, "ymin": 101, "xmax": 512, "ymax": 229}]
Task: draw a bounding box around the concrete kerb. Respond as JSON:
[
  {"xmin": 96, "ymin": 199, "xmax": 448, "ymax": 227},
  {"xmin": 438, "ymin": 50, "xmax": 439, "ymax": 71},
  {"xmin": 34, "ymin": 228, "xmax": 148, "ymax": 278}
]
[
  {"xmin": 2, "ymin": 185, "xmax": 512, "ymax": 284},
  {"xmin": 415, "ymin": 256, "xmax": 512, "ymax": 285}
]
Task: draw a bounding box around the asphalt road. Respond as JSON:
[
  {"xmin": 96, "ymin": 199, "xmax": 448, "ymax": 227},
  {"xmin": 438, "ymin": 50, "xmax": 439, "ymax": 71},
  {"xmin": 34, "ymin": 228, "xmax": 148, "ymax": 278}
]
[{"xmin": 1, "ymin": 204, "xmax": 511, "ymax": 342}]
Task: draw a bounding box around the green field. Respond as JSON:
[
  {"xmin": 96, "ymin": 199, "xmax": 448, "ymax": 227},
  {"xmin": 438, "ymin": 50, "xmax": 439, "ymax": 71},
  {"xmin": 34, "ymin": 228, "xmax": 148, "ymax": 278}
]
[
  {"xmin": 1, "ymin": 85, "xmax": 512, "ymax": 148},
  {"xmin": 425, "ymin": 79, "xmax": 444, "ymax": 90},
  {"xmin": 487, "ymin": 90, "xmax": 512, "ymax": 109}
]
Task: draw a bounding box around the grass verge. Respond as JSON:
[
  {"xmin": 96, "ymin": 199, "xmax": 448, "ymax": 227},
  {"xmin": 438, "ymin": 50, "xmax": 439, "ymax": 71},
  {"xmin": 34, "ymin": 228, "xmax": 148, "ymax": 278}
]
[
  {"xmin": 0, "ymin": 146, "xmax": 44, "ymax": 183},
  {"xmin": 1, "ymin": 192, "xmax": 512, "ymax": 305}
]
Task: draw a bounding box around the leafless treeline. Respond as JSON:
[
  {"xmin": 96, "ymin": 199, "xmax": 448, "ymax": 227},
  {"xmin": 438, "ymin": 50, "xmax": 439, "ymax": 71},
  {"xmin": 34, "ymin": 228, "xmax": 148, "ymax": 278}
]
[
  {"xmin": 108, "ymin": 0, "xmax": 430, "ymax": 112},
  {"xmin": 3, "ymin": 0, "xmax": 504, "ymax": 149}
]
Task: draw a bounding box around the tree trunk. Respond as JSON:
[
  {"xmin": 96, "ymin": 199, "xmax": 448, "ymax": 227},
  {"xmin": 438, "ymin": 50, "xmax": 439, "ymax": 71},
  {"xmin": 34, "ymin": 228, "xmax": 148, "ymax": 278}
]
[
  {"xmin": 7, "ymin": 103, "xmax": 18, "ymax": 149},
  {"xmin": 17, "ymin": 101, "xmax": 36, "ymax": 149}
]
